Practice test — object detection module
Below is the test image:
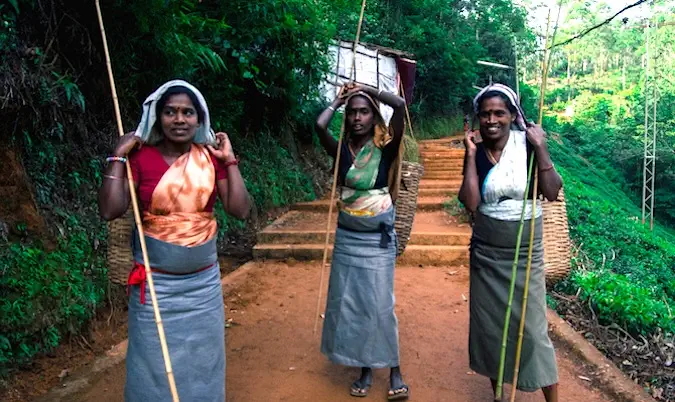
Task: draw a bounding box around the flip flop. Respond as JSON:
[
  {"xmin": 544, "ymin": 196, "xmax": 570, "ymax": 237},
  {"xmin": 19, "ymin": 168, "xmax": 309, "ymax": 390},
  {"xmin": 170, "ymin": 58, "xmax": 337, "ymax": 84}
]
[
  {"xmin": 387, "ymin": 384, "xmax": 409, "ymax": 401},
  {"xmin": 350, "ymin": 380, "xmax": 371, "ymax": 398}
]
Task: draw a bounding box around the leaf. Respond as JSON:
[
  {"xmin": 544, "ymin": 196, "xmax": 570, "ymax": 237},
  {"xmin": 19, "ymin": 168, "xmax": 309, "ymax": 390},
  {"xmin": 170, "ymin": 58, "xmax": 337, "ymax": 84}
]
[{"xmin": 8, "ymin": 0, "xmax": 18, "ymax": 14}]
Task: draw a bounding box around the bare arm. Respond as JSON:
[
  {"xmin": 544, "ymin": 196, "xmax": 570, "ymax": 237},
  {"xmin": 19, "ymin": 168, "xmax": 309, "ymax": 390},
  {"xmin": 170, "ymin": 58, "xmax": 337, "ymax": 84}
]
[
  {"xmin": 208, "ymin": 133, "xmax": 251, "ymax": 220},
  {"xmin": 534, "ymin": 143, "xmax": 563, "ymax": 201},
  {"xmin": 526, "ymin": 124, "xmax": 563, "ymax": 201},
  {"xmin": 458, "ymin": 131, "xmax": 480, "ymax": 213},
  {"xmin": 216, "ymin": 167, "xmax": 251, "ymax": 219},
  {"xmin": 98, "ymin": 132, "xmax": 140, "ymax": 221},
  {"xmin": 314, "ymin": 98, "xmax": 342, "ymax": 158}
]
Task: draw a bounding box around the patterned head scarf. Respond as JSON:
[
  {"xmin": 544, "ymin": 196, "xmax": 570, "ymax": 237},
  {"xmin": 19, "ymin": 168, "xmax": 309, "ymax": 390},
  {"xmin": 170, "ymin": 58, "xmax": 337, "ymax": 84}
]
[
  {"xmin": 133, "ymin": 79, "xmax": 217, "ymax": 146},
  {"xmin": 345, "ymin": 90, "xmax": 392, "ymax": 149},
  {"xmin": 473, "ymin": 83, "xmax": 528, "ymax": 131}
]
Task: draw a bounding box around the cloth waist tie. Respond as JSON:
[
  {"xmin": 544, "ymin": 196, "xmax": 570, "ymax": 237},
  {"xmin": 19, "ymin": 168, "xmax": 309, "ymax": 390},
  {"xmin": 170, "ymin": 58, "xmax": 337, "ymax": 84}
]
[
  {"xmin": 337, "ymin": 222, "xmax": 393, "ymax": 249},
  {"xmin": 127, "ymin": 262, "xmax": 214, "ymax": 304}
]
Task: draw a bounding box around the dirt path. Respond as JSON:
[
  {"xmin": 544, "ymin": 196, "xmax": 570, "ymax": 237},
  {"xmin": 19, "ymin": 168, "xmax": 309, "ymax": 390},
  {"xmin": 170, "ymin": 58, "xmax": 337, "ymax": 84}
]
[
  {"xmin": 66, "ymin": 262, "xmax": 611, "ymax": 402},
  {"xmin": 29, "ymin": 137, "xmax": 619, "ymax": 401}
]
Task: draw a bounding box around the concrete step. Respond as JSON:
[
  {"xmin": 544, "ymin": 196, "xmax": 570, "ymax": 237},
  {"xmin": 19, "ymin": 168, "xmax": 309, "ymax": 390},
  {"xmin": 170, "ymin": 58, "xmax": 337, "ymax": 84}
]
[
  {"xmin": 252, "ymin": 244, "xmax": 468, "ymax": 266},
  {"xmin": 422, "ymin": 153, "xmax": 463, "ymax": 157},
  {"xmin": 422, "ymin": 170, "xmax": 463, "ymax": 176},
  {"xmin": 418, "ymin": 187, "xmax": 459, "ymax": 196},
  {"xmin": 422, "ymin": 172, "xmax": 463, "ymax": 180},
  {"xmin": 291, "ymin": 197, "xmax": 449, "ymax": 213},
  {"xmin": 421, "ymin": 158, "xmax": 464, "ymax": 165},
  {"xmin": 422, "ymin": 164, "xmax": 464, "ymax": 170},
  {"xmin": 257, "ymin": 229, "xmax": 470, "ymax": 246},
  {"xmin": 419, "ymin": 179, "xmax": 463, "ymax": 189}
]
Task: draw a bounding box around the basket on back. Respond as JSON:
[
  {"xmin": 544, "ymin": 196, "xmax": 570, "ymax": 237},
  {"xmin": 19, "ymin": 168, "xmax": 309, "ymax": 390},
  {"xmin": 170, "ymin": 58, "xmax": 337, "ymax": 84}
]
[
  {"xmin": 394, "ymin": 161, "xmax": 424, "ymax": 256},
  {"xmin": 542, "ymin": 187, "xmax": 572, "ymax": 284},
  {"xmin": 107, "ymin": 210, "xmax": 134, "ymax": 285}
]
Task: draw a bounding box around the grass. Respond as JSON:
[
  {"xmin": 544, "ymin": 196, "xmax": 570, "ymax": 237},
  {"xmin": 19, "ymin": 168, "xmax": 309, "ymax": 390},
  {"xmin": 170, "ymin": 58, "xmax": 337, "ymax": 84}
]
[{"xmin": 415, "ymin": 115, "xmax": 465, "ymax": 140}]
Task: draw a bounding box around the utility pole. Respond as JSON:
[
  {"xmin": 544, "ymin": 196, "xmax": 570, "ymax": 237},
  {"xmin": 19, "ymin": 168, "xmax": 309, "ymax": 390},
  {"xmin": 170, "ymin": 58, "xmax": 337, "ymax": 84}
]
[{"xmin": 641, "ymin": 20, "xmax": 658, "ymax": 230}]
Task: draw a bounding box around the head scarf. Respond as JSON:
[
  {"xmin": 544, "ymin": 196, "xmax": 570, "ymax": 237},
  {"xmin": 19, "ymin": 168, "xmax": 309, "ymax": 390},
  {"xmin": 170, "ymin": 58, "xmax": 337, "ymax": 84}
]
[
  {"xmin": 133, "ymin": 79, "xmax": 216, "ymax": 146},
  {"xmin": 344, "ymin": 90, "xmax": 392, "ymax": 149},
  {"xmin": 472, "ymin": 83, "xmax": 528, "ymax": 131}
]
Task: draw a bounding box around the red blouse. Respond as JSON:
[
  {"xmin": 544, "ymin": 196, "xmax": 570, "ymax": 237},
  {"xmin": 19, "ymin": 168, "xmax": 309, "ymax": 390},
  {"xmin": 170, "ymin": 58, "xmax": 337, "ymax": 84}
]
[{"xmin": 128, "ymin": 145, "xmax": 227, "ymax": 212}]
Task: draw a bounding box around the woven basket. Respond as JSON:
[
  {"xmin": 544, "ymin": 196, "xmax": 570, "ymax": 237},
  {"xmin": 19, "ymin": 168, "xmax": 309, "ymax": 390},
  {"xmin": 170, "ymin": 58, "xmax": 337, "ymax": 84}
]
[
  {"xmin": 542, "ymin": 188, "xmax": 572, "ymax": 284},
  {"xmin": 394, "ymin": 161, "xmax": 424, "ymax": 256},
  {"xmin": 107, "ymin": 210, "xmax": 134, "ymax": 285}
]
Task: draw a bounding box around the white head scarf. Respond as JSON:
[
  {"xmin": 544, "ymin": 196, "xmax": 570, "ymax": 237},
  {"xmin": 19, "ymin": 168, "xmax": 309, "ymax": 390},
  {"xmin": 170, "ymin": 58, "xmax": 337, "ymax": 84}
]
[
  {"xmin": 133, "ymin": 79, "xmax": 216, "ymax": 145},
  {"xmin": 472, "ymin": 83, "xmax": 528, "ymax": 131}
]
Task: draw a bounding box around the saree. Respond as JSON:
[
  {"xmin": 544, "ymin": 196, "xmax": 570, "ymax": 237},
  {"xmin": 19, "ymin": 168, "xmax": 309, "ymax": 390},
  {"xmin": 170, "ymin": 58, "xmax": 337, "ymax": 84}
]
[
  {"xmin": 321, "ymin": 139, "xmax": 400, "ymax": 368},
  {"xmin": 125, "ymin": 144, "xmax": 226, "ymax": 402},
  {"xmin": 468, "ymin": 212, "xmax": 558, "ymax": 391}
]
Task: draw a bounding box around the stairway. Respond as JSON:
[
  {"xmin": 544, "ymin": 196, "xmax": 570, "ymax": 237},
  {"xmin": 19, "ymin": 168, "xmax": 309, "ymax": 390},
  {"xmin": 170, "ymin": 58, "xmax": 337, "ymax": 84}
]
[{"xmin": 253, "ymin": 136, "xmax": 470, "ymax": 266}]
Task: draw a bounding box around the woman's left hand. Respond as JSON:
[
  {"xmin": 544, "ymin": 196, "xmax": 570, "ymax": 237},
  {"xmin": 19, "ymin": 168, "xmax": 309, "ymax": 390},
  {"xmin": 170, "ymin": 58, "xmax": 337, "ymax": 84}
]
[
  {"xmin": 525, "ymin": 123, "xmax": 547, "ymax": 148},
  {"xmin": 207, "ymin": 132, "xmax": 235, "ymax": 162}
]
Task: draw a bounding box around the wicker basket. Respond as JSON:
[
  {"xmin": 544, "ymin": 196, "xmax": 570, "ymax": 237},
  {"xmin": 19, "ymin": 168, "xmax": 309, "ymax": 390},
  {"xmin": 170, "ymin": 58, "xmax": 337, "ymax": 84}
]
[
  {"xmin": 542, "ymin": 188, "xmax": 572, "ymax": 284},
  {"xmin": 394, "ymin": 161, "xmax": 424, "ymax": 256},
  {"xmin": 107, "ymin": 209, "xmax": 135, "ymax": 285}
]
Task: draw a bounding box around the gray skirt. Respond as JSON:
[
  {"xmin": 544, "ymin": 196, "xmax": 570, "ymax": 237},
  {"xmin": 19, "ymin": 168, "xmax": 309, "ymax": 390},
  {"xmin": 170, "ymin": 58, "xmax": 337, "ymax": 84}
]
[
  {"xmin": 126, "ymin": 235, "xmax": 225, "ymax": 402},
  {"xmin": 320, "ymin": 207, "xmax": 400, "ymax": 368},
  {"xmin": 469, "ymin": 212, "xmax": 558, "ymax": 391}
]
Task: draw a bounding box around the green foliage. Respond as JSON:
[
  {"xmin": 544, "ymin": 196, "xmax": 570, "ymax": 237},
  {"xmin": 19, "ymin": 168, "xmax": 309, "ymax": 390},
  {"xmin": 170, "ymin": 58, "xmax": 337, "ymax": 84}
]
[
  {"xmin": 416, "ymin": 115, "xmax": 465, "ymax": 140},
  {"xmin": 444, "ymin": 198, "xmax": 470, "ymax": 224},
  {"xmin": 0, "ymin": 222, "xmax": 107, "ymax": 376},
  {"xmin": 548, "ymin": 129, "xmax": 675, "ymax": 336},
  {"xmin": 569, "ymin": 268, "xmax": 674, "ymax": 335},
  {"xmin": 325, "ymin": 0, "xmax": 533, "ymax": 117}
]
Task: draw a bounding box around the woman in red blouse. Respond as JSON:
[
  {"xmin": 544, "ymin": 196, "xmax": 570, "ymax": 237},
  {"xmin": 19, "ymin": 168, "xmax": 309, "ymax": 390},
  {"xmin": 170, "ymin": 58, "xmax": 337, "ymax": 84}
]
[{"xmin": 98, "ymin": 80, "xmax": 250, "ymax": 401}]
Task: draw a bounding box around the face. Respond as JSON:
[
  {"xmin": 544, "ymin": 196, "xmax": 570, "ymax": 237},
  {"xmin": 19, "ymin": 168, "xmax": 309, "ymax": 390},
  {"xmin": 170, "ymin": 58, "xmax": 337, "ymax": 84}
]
[
  {"xmin": 478, "ymin": 96, "xmax": 515, "ymax": 141},
  {"xmin": 346, "ymin": 96, "xmax": 375, "ymax": 137},
  {"xmin": 159, "ymin": 93, "xmax": 199, "ymax": 144}
]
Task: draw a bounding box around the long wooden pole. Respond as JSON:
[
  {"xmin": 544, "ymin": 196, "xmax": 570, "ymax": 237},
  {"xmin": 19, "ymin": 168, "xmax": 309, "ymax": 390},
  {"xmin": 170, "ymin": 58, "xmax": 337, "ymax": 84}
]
[
  {"xmin": 313, "ymin": 0, "xmax": 368, "ymax": 335},
  {"xmin": 509, "ymin": 3, "xmax": 560, "ymax": 400},
  {"xmin": 95, "ymin": 2, "xmax": 180, "ymax": 401},
  {"xmin": 495, "ymin": 8, "xmax": 551, "ymax": 402}
]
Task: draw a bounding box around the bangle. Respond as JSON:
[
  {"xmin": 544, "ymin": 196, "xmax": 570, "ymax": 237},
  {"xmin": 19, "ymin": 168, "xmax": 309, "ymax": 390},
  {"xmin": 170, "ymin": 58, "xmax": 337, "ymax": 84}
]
[
  {"xmin": 106, "ymin": 156, "xmax": 127, "ymax": 164},
  {"xmin": 328, "ymin": 106, "xmax": 336, "ymax": 112},
  {"xmin": 104, "ymin": 175, "xmax": 123, "ymax": 180},
  {"xmin": 222, "ymin": 157, "xmax": 239, "ymax": 168},
  {"xmin": 539, "ymin": 163, "xmax": 554, "ymax": 172}
]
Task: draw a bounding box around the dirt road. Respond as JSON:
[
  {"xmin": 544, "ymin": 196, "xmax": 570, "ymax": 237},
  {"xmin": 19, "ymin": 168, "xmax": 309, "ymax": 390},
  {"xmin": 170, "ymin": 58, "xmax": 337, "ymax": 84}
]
[{"xmin": 65, "ymin": 262, "xmax": 612, "ymax": 402}]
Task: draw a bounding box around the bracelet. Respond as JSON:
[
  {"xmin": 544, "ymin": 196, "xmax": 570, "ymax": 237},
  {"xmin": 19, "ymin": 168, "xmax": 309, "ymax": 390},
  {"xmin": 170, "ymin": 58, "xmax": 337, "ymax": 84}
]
[
  {"xmin": 222, "ymin": 157, "xmax": 239, "ymax": 168},
  {"xmin": 106, "ymin": 156, "xmax": 127, "ymax": 164},
  {"xmin": 539, "ymin": 163, "xmax": 555, "ymax": 172},
  {"xmin": 328, "ymin": 106, "xmax": 336, "ymax": 112},
  {"xmin": 104, "ymin": 175, "xmax": 123, "ymax": 180},
  {"xmin": 377, "ymin": 89, "xmax": 383, "ymax": 97}
]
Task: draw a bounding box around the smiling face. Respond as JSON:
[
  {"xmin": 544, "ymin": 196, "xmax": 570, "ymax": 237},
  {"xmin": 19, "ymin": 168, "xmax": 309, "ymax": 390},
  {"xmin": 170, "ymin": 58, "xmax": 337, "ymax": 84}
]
[
  {"xmin": 159, "ymin": 93, "xmax": 199, "ymax": 144},
  {"xmin": 478, "ymin": 96, "xmax": 516, "ymax": 142},
  {"xmin": 346, "ymin": 95, "xmax": 376, "ymax": 137}
]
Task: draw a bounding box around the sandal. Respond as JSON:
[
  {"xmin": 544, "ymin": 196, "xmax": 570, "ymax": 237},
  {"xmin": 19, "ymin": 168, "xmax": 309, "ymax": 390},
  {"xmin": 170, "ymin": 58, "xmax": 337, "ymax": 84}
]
[
  {"xmin": 387, "ymin": 384, "xmax": 409, "ymax": 401},
  {"xmin": 350, "ymin": 380, "xmax": 371, "ymax": 398}
]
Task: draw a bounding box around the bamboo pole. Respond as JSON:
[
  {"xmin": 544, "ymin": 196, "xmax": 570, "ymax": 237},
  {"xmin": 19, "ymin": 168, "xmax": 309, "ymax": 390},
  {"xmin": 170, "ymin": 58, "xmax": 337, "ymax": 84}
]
[
  {"xmin": 495, "ymin": 8, "xmax": 551, "ymax": 402},
  {"xmin": 493, "ymin": 156, "xmax": 536, "ymax": 401},
  {"xmin": 509, "ymin": 3, "xmax": 560, "ymax": 400},
  {"xmin": 95, "ymin": 2, "xmax": 180, "ymax": 401},
  {"xmin": 313, "ymin": 0, "xmax": 368, "ymax": 335}
]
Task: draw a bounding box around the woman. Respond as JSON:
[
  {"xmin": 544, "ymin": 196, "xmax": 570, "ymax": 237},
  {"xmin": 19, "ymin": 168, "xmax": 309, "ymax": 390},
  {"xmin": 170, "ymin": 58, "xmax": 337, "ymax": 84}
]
[
  {"xmin": 459, "ymin": 83, "xmax": 562, "ymax": 402},
  {"xmin": 315, "ymin": 83, "xmax": 409, "ymax": 400},
  {"xmin": 98, "ymin": 80, "xmax": 251, "ymax": 401}
]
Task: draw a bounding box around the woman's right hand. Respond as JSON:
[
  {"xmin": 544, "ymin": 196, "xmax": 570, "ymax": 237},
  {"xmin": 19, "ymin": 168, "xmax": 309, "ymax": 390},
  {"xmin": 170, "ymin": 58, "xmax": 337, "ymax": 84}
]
[
  {"xmin": 464, "ymin": 130, "xmax": 478, "ymax": 155},
  {"xmin": 114, "ymin": 132, "xmax": 142, "ymax": 157}
]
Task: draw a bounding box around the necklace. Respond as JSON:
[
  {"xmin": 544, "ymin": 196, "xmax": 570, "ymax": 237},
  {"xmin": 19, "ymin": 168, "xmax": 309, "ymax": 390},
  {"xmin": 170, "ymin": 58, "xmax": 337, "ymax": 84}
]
[{"xmin": 348, "ymin": 140, "xmax": 374, "ymax": 169}]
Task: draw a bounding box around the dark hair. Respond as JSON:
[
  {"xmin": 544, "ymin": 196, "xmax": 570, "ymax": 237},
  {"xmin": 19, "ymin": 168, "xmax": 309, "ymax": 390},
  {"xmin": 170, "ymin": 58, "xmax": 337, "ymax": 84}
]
[
  {"xmin": 477, "ymin": 90, "xmax": 518, "ymax": 115},
  {"xmin": 155, "ymin": 85, "xmax": 205, "ymax": 123}
]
